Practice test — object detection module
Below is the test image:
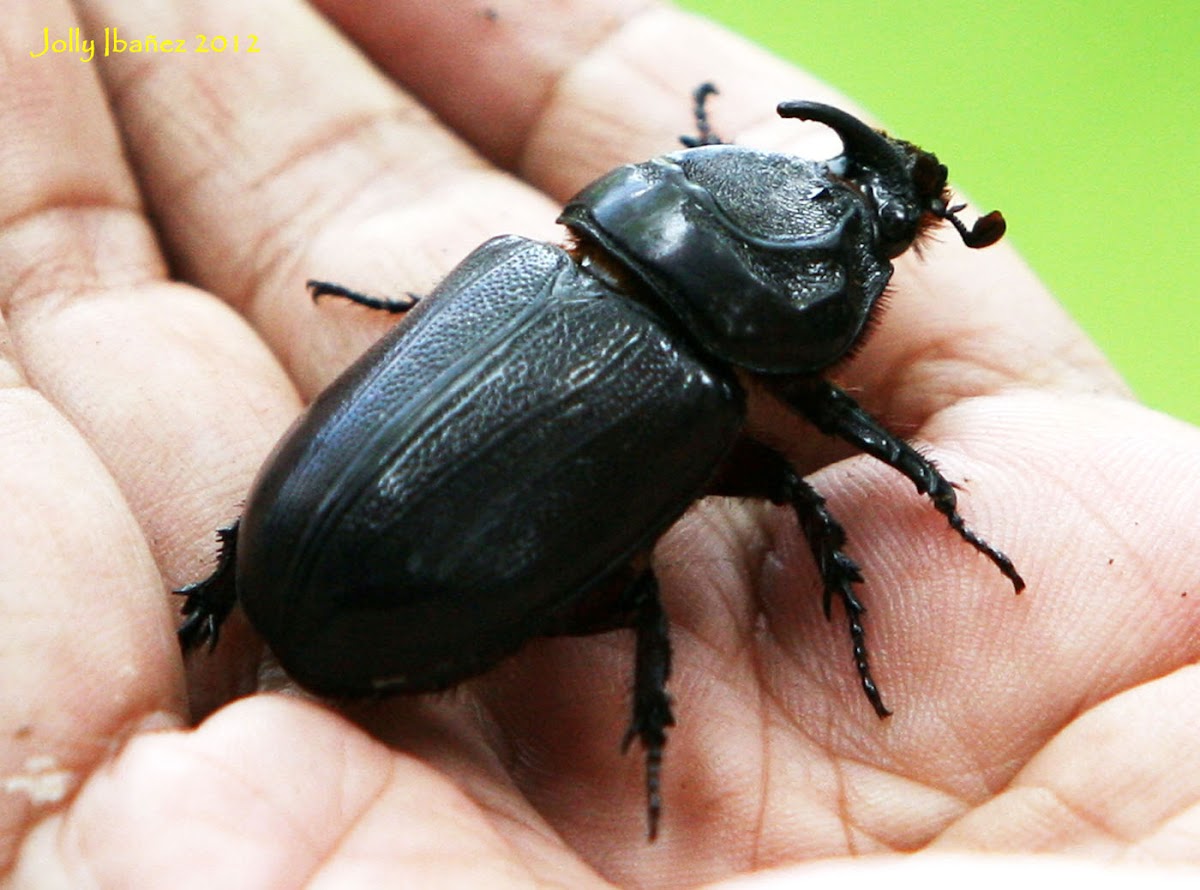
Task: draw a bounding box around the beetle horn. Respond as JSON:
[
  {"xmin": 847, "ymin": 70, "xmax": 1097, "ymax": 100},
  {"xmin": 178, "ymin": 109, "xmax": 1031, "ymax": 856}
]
[{"xmin": 776, "ymin": 101, "xmax": 908, "ymax": 180}]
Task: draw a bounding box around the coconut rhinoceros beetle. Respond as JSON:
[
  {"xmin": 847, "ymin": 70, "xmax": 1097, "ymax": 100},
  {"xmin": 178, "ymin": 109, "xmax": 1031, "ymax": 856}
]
[{"xmin": 178, "ymin": 84, "xmax": 1022, "ymax": 840}]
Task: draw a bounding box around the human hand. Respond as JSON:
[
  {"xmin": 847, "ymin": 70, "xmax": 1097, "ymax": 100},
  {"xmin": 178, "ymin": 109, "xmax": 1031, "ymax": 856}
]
[{"xmin": 4, "ymin": 1, "xmax": 1200, "ymax": 886}]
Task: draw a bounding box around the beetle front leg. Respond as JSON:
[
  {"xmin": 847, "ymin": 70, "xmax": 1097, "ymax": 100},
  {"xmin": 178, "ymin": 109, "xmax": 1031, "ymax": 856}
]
[
  {"xmin": 785, "ymin": 380, "xmax": 1025, "ymax": 593},
  {"xmin": 176, "ymin": 519, "xmax": 241, "ymax": 652},
  {"xmin": 307, "ymin": 279, "xmax": 420, "ymax": 314},
  {"xmin": 678, "ymin": 82, "xmax": 725, "ymax": 148},
  {"xmin": 619, "ymin": 571, "xmax": 674, "ymax": 841}
]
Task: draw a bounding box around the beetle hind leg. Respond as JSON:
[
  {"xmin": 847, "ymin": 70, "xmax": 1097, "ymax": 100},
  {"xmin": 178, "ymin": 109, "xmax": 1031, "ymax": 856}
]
[
  {"xmin": 619, "ymin": 571, "xmax": 674, "ymax": 840},
  {"xmin": 176, "ymin": 520, "xmax": 240, "ymax": 652},
  {"xmin": 307, "ymin": 279, "xmax": 420, "ymax": 314}
]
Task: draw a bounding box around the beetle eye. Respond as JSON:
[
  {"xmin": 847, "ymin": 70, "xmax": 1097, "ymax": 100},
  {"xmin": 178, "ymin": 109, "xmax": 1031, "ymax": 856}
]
[
  {"xmin": 912, "ymin": 153, "xmax": 948, "ymax": 197},
  {"xmin": 879, "ymin": 201, "xmax": 916, "ymax": 242}
]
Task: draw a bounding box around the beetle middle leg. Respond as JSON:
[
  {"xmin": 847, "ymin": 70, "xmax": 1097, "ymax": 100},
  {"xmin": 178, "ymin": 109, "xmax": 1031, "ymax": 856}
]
[
  {"xmin": 784, "ymin": 379, "xmax": 1025, "ymax": 593},
  {"xmin": 778, "ymin": 470, "xmax": 892, "ymax": 718},
  {"xmin": 712, "ymin": 439, "xmax": 889, "ymax": 717},
  {"xmin": 307, "ymin": 279, "xmax": 420, "ymax": 314}
]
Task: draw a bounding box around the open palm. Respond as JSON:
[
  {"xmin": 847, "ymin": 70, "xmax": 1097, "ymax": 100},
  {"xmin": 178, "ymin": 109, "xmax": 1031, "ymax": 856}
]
[{"xmin": 4, "ymin": 1, "xmax": 1200, "ymax": 887}]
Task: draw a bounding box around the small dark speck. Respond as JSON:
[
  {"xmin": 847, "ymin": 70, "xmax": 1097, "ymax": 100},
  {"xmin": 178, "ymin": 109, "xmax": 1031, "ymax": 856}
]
[
  {"xmin": 14, "ymin": 724, "xmax": 32, "ymax": 739},
  {"xmin": 482, "ymin": 7, "xmax": 498, "ymax": 21},
  {"xmin": 1107, "ymin": 557, "xmax": 1114, "ymax": 565},
  {"xmin": 1182, "ymin": 592, "xmax": 1189, "ymax": 598}
]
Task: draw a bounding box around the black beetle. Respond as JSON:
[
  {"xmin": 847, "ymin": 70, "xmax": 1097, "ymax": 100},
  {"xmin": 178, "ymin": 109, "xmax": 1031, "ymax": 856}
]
[{"xmin": 178, "ymin": 84, "xmax": 1022, "ymax": 840}]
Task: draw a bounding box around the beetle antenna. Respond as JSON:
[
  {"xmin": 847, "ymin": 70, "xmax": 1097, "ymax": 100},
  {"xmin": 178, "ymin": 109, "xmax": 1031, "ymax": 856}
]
[{"xmin": 941, "ymin": 206, "xmax": 1006, "ymax": 249}]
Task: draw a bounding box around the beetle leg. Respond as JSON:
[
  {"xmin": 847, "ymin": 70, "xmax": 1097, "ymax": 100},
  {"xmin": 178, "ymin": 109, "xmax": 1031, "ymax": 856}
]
[
  {"xmin": 176, "ymin": 519, "xmax": 241, "ymax": 652},
  {"xmin": 784, "ymin": 379, "xmax": 1025, "ymax": 592},
  {"xmin": 779, "ymin": 470, "xmax": 891, "ymax": 718},
  {"xmin": 307, "ymin": 279, "xmax": 421, "ymax": 314},
  {"xmin": 678, "ymin": 81, "xmax": 725, "ymax": 148},
  {"xmin": 619, "ymin": 571, "xmax": 674, "ymax": 841},
  {"xmin": 709, "ymin": 438, "xmax": 888, "ymax": 716}
]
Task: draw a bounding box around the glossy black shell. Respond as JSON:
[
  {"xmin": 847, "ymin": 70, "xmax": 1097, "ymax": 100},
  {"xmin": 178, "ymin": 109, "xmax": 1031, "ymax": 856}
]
[
  {"xmin": 560, "ymin": 145, "xmax": 892, "ymax": 374},
  {"xmin": 236, "ymin": 235, "xmax": 745, "ymax": 694}
]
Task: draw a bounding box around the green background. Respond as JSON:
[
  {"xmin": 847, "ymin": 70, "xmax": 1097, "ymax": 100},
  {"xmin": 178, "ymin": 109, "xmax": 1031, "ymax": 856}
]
[{"xmin": 676, "ymin": 0, "xmax": 1199, "ymax": 425}]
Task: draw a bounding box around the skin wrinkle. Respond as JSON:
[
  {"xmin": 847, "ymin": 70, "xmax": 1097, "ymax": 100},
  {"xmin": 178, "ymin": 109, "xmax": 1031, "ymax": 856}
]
[
  {"xmin": 0, "ymin": 172, "xmax": 136, "ymax": 244},
  {"xmin": 60, "ymin": 728, "xmax": 325, "ymax": 885},
  {"xmin": 763, "ymin": 712, "xmax": 919, "ymax": 857},
  {"xmin": 829, "ymin": 754, "xmax": 860, "ymax": 856},
  {"xmin": 160, "ymin": 732, "xmax": 342, "ymax": 854},
  {"xmin": 98, "ymin": 60, "xmax": 245, "ymax": 219},
  {"xmin": 899, "ymin": 334, "xmax": 1101, "ymax": 426},
  {"xmin": 893, "ymin": 607, "xmax": 1036, "ymax": 804},
  {"xmin": 104, "ymin": 70, "xmax": 474, "ymax": 316},
  {"xmin": 1026, "ymin": 438, "xmax": 1157, "ymax": 622},
  {"xmin": 636, "ymin": 500, "xmax": 775, "ymax": 866},
  {"xmin": 738, "ymin": 469, "xmax": 1022, "ymax": 848},
  {"xmin": 444, "ymin": 788, "xmax": 574, "ymax": 886},
  {"xmin": 302, "ymin": 754, "xmax": 406, "ymax": 889},
  {"xmin": 222, "ymin": 146, "xmax": 411, "ymax": 317},
  {"xmin": 1, "ymin": 241, "xmax": 160, "ymax": 340},
  {"xmin": 136, "ymin": 710, "xmax": 531, "ymax": 890},
  {"xmin": 750, "ymin": 524, "xmax": 867, "ymax": 744},
  {"xmin": 937, "ymin": 701, "xmax": 1016, "ymax": 804},
  {"xmin": 246, "ymin": 102, "xmax": 457, "ymax": 198},
  {"xmin": 510, "ymin": 2, "xmax": 660, "ymax": 179},
  {"xmin": 233, "ymin": 144, "xmax": 558, "ymax": 398},
  {"xmin": 918, "ymin": 440, "xmax": 1200, "ymax": 801},
  {"xmin": 937, "ymin": 665, "xmax": 1200, "ymax": 856},
  {"xmin": 221, "ymin": 123, "xmax": 486, "ymax": 333},
  {"xmin": 669, "ymin": 498, "xmax": 772, "ymax": 639},
  {"xmin": 748, "ymin": 625, "xmax": 877, "ymax": 856},
  {"xmin": 0, "ymin": 201, "xmax": 145, "ymax": 282},
  {"xmin": 98, "ymin": 44, "xmax": 233, "ymax": 145},
  {"xmin": 434, "ymin": 713, "xmax": 559, "ymax": 855},
  {"xmin": 668, "ymin": 502, "xmax": 774, "ymax": 863},
  {"xmin": 742, "ymin": 514, "xmax": 818, "ymax": 717},
  {"xmin": 747, "ymin": 675, "xmax": 770, "ymax": 869},
  {"xmin": 157, "ymin": 133, "xmax": 264, "ymax": 289},
  {"xmin": 370, "ymin": 681, "xmax": 596, "ymax": 872},
  {"xmin": 893, "ymin": 334, "xmax": 1025, "ymax": 416},
  {"xmin": 664, "ymin": 619, "xmax": 772, "ymax": 870},
  {"xmin": 1030, "ymin": 783, "xmax": 1130, "ymax": 851},
  {"xmin": 1127, "ymin": 797, "xmax": 1200, "ymax": 860}
]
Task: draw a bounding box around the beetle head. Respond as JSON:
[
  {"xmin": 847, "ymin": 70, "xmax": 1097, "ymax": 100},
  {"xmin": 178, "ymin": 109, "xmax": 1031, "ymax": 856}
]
[{"xmin": 777, "ymin": 101, "xmax": 1005, "ymax": 256}]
